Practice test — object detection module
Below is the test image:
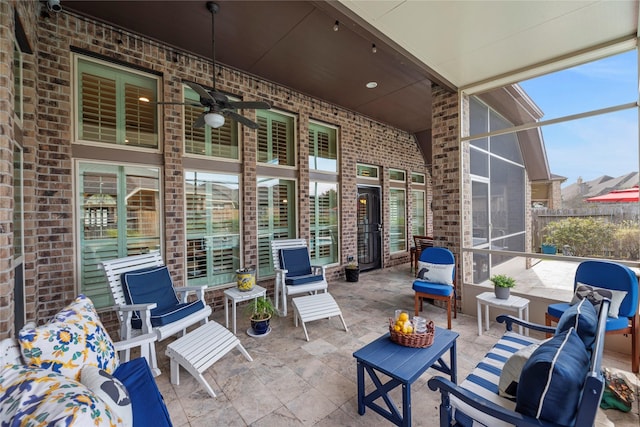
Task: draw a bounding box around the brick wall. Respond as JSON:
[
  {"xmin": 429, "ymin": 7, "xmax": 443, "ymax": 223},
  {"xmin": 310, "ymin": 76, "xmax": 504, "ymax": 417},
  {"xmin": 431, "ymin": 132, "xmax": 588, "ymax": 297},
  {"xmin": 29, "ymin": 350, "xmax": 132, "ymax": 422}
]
[
  {"xmin": 430, "ymin": 85, "xmax": 461, "ymax": 305},
  {"xmin": 1, "ymin": 8, "xmax": 433, "ymax": 336}
]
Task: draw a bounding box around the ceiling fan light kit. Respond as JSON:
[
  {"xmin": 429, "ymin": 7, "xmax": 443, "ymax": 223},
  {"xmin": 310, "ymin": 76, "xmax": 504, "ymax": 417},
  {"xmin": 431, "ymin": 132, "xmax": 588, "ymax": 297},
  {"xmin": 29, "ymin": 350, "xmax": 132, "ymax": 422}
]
[
  {"xmin": 150, "ymin": 2, "xmax": 270, "ymax": 130},
  {"xmin": 204, "ymin": 112, "xmax": 225, "ymax": 128}
]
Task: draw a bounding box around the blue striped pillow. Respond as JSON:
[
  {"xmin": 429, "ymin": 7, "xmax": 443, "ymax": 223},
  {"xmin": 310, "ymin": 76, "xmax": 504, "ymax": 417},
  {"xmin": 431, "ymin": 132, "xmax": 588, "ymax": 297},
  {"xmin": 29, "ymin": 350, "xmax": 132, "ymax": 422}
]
[{"xmin": 555, "ymin": 298, "xmax": 597, "ymax": 349}]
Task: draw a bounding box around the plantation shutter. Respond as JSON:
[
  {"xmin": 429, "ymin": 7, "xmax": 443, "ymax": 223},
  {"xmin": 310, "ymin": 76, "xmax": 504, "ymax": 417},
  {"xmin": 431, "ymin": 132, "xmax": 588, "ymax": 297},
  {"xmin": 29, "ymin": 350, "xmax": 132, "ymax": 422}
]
[
  {"xmin": 185, "ymin": 105, "xmax": 207, "ymax": 155},
  {"xmin": 81, "ymin": 73, "xmax": 117, "ymax": 143},
  {"xmin": 124, "ymin": 83, "xmax": 156, "ymax": 147}
]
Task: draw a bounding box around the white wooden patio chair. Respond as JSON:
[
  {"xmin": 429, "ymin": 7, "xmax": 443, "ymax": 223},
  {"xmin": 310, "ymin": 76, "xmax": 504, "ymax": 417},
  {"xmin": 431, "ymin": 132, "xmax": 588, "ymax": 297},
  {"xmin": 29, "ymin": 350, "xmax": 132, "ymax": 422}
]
[
  {"xmin": 270, "ymin": 239, "xmax": 328, "ymax": 317},
  {"xmin": 100, "ymin": 251, "xmax": 212, "ymax": 374}
]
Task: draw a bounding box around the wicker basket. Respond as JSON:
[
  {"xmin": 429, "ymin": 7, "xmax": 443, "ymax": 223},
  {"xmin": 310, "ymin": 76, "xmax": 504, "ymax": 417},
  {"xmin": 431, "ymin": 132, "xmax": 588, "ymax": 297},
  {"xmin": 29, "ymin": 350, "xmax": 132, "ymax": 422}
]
[{"xmin": 389, "ymin": 318, "xmax": 435, "ymax": 348}]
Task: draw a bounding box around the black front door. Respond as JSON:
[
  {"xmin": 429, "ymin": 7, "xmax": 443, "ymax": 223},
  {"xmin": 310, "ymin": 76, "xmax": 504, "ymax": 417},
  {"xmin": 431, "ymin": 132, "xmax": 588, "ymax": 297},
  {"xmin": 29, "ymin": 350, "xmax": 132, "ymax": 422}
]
[{"xmin": 357, "ymin": 186, "xmax": 382, "ymax": 271}]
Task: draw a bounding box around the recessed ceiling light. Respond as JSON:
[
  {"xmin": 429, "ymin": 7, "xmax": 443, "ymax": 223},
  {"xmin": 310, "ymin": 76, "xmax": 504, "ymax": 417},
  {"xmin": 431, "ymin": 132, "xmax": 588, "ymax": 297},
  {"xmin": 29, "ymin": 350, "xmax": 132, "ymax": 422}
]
[{"xmin": 366, "ymin": 81, "xmax": 378, "ymax": 89}]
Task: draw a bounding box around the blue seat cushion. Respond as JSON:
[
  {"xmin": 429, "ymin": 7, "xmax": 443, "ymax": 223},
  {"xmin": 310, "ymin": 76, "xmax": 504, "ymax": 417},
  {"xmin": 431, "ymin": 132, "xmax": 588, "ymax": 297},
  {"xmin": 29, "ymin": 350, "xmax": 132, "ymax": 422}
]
[
  {"xmin": 555, "ymin": 298, "xmax": 598, "ymax": 349},
  {"xmin": 285, "ymin": 274, "xmax": 325, "ymax": 286},
  {"xmin": 548, "ymin": 302, "xmax": 630, "ymax": 331},
  {"xmin": 122, "ymin": 266, "xmax": 205, "ymax": 329},
  {"xmin": 515, "ymin": 328, "xmax": 590, "ymax": 426},
  {"xmin": 144, "ymin": 299, "xmax": 206, "ymax": 329},
  {"xmin": 279, "ymin": 247, "xmax": 313, "ymax": 277},
  {"xmin": 113, "ymin": 357, "xmax": 172, "ymax": 427},
  {"xmin": 412, "ymin": 280, "xmax": 454, "ymax": 297}
]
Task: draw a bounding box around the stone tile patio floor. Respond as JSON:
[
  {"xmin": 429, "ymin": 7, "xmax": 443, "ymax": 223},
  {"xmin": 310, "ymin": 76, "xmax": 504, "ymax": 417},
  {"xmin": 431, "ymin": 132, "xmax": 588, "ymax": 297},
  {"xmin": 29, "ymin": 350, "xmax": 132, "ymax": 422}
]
[{"xmin": 153, "ymin": 264, "xmax": 639, "ymax": 426}]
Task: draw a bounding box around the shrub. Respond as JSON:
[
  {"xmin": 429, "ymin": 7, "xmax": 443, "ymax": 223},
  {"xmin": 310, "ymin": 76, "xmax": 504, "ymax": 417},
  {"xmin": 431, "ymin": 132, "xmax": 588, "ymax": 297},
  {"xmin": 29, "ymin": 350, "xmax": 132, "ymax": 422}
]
[
  {"xmin": 614, "ymin": 221, "xmax": 640, "ymax": 260},
  {"xmin": 542, "ymin": 217, "xmax": 615, "ymax": 257}
]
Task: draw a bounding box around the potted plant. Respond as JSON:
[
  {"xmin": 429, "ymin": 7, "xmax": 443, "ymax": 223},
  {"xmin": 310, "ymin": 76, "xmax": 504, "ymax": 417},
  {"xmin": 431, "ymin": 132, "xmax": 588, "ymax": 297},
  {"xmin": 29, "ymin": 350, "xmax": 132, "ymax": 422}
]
[
  {"xmin": 489, "ymin": 274, "xmax": 516, "ymax": 300},
  {"xmin": 246, "ymin": 296, "xmax": 276, "ymax": 335},
  {"xmin": 345, "ymin": 256, "xmax": 360, "ymax": 282},
  {"xmin": 541, "ymin": 239, "xmax": 557, "ymax": 255}
]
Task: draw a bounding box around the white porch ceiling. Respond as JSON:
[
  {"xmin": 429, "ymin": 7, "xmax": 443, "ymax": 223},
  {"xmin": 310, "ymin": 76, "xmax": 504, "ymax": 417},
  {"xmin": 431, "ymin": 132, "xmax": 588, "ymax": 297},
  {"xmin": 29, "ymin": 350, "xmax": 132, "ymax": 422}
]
[{"xmin": 338, "ymin": 0, "xmax": 639, "ymax": 89}]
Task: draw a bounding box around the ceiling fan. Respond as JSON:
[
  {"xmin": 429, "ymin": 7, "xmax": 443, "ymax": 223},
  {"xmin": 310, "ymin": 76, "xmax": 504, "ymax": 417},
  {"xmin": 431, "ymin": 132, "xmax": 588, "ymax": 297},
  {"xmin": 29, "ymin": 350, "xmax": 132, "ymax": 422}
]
[{"xmin": 150, "ymin": 2, "xmax": 271, "ymax": 130}]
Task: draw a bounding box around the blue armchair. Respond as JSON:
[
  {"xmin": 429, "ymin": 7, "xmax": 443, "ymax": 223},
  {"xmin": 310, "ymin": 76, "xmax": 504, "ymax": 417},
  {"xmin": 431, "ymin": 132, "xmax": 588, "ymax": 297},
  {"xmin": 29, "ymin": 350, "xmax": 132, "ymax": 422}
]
[
  {"xmin": 545, "ymin": 259, "xmax": 639, "ymax": 372},
  {"xmin": 413, "ymin": 247, "xmax": 457, "ymax": 329}
]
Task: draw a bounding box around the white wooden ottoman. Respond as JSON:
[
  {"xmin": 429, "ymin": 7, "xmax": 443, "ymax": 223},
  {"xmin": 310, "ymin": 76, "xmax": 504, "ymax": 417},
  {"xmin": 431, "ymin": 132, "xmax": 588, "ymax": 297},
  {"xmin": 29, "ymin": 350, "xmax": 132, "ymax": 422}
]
[
  {"xmin": 165, "ymin": 321, "xmax": 252, "ymax": 398},
  {"xmin": 292, "ymin": 293, "xmax": 348, "ymax": 341}
]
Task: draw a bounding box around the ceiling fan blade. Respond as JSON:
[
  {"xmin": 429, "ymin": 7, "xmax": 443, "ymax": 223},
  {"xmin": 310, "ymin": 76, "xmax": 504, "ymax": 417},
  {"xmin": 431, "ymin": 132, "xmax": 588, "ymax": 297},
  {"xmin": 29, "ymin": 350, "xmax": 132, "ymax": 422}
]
[
  {"xmin": 185, "ymin": 81, "xmax": 215, "ymax": 104},
  {"xmin": 227, "ymin": 101, "xmax": 272, "ymax": 110},
  {"xmin": 155, "ymin": 101, "xmax": 202, "ymax": 107},
  {"xmin": 209, "ymin": 90, "xmax": 229, "ymax": 103},
  {"xmin": 193, "ymin": 112, "xmax": 207, "ymax": 128},
  {"xmin": 224, "ymin": 110, "xmax": 260, "ymax": 129}
]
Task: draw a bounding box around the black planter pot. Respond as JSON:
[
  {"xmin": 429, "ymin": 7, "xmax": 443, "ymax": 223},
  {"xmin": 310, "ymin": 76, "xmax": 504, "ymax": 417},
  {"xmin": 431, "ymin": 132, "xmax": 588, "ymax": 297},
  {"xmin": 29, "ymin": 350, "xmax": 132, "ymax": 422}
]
[
  {"xmin": 345, "ymin": 267, "xmax": 360, "ymax": 282},
  {"xmin": 250, "ymin": 316, "xmax": 271, "ymax": 335}
]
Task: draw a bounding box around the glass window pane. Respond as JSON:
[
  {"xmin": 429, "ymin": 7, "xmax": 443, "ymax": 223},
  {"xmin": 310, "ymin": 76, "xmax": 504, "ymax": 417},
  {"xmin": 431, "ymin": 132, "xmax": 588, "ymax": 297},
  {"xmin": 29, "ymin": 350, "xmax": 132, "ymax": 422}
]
[
  {"xmin": 184, "ymin": 86, "xmax": 239, "ymax": 159},
  {"xmin": 389, "ymin": 189, "xmax": 406, "ymax": 252},
  {"xmin": 13, "ymin": 143, "xmax": 23, "ymax": 258},
  {"xmin": 309, "ymin": 124, "xmax": 337, "ymax": 172},
  {"xmin": 78, "ymin": 163, "xmax": 161, "ymax": 308},
  {"xmin": 257, "ymin": 111, "xmax": 294, "ymax": 166},
  {"xmin": 411, "ymin": 173, "xmax": 425, "ymax": 184},
  {"xmin": 389, "ymin": 169, "xmax": 406, "ymax": 182},
  {"xmin": 185, "ymin": 171, "xmax": 240, "ymax": 286},
  {"xmin": 257, "ymin": 178, "xmax": 296, "ymax": 276},
  {"xmin": 412, "ymin": 190, "xmax": 425, "ymax": 236},
  {"xmin": 357, "ymin": 164, "xmax": 378, "ymax": 178},
  {"xmin": 310, "ymin": 182, "xmax": 338, "ymax": 265},
  {"xmin": 77, "ymin": 58, "xmax": 158, "ymax": 148},
  {"xmin": 13, "ymin": 42, "xmax": 22, "ymax": 122}
]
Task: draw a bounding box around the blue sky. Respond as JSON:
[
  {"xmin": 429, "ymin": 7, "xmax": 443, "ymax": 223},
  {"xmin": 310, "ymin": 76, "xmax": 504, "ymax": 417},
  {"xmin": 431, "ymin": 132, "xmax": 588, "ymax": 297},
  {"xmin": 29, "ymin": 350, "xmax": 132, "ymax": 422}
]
[{"xmin": 518, "ymin": 50, "xmax": 638, "ymax": 187}]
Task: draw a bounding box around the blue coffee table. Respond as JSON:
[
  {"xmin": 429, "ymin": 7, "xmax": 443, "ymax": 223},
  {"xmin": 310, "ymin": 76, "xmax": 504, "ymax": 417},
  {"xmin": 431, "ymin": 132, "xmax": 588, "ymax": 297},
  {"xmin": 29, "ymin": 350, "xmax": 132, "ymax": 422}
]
[{"xmin": 353, "ymin": 327, "xmax": 458, "ymax": 426}]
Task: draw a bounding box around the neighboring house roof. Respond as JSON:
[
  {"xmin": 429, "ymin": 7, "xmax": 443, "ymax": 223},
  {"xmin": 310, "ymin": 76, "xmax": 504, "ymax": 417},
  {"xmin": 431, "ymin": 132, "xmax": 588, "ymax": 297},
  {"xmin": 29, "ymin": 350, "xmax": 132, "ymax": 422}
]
[{"xmin": 562, "ymin": 172, "xmax": 639, "ymax": 200}]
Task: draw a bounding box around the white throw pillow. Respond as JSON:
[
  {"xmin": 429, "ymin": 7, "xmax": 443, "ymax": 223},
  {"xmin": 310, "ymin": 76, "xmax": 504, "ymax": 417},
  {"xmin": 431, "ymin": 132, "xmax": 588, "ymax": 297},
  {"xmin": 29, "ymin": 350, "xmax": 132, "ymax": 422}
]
[
  {"xmin": 570, "ymin": 282, "xmax": 627, "ymax": 318},
  {"xmin": 498, "ymin": 341, "xmax": 547, "ymax": 399},
  {"xmin": 417, "ymin": 261, "xmax": 454, "ymax": 285},
  {"xmin": 81, "ymin": 365, "xmax": 132, "ymax": 426}
]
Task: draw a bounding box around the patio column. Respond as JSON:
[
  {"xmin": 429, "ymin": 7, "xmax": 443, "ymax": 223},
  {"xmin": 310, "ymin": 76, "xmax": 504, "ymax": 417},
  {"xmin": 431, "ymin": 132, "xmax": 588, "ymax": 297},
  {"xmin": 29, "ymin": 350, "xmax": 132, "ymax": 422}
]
[{"xmin": 430, "ymin": 84, "xmax": 463, "ymax": 306}]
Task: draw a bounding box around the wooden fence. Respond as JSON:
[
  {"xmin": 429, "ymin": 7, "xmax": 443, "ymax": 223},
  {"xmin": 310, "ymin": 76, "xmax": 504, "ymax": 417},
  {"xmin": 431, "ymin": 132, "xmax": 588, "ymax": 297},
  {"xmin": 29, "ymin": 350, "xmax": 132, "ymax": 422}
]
[{"xmin": 532, "ymin": 206, "xmax": 640, "ymax": 254}]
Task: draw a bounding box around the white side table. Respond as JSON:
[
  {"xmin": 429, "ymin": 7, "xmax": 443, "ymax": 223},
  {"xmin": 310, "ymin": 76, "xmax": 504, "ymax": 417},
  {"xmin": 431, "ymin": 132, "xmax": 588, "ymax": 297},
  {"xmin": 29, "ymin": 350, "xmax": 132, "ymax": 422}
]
[
  {"xmin": 224, "ymin": 285, "xmax": 267, "ymax": 334},
  {"xmin": 476, "ymin": 292, "xmax": 530, "ymax": 336}
]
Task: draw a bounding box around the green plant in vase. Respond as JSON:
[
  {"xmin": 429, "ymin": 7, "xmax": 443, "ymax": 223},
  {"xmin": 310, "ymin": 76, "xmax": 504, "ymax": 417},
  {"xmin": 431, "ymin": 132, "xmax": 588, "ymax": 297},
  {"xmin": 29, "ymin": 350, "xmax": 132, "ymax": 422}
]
[{"xmin": 489, "ymin": 274, "xmax": 516, "ymax": 300}]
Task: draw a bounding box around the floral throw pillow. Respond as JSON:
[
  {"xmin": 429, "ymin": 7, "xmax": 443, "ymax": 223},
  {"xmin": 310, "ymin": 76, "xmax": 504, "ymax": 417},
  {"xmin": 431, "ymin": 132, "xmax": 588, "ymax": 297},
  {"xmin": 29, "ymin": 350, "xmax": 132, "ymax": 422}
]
[
  {"xmin": 0, "ymin": 363, "xmax": 121, "ymax": 426},
  {"xmin": 18, "ymin": 294, "xmax": 119, "ymax": 381}
]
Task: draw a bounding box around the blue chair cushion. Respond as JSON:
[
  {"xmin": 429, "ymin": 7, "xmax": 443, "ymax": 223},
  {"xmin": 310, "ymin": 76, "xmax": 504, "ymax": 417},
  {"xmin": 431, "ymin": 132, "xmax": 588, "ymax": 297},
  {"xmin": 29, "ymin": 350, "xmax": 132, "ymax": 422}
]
[
  {"xmin": 285, "ymin": 274, "xmax": 325, "ymax": 286},
  {"xmin": 555, "ymin": 298, "xmax": 598, "ymax": 349},
  {"xmin": 113, "ymin": 357, "xmax": 172, "ymax": 427},
  {"xmin": 123, "ymin": 266, "xmax": 205, "ymax": 329},
  {"xmin": 412, "ymin": 280, "xmax": 454, "ymax": 297},
  {"xmin": 548, "ymin": 302, "xmax": 630, "ymax": 331},
  {"xmin": 146, "ymin": 299, "xmax": 206, "ymax": 328},
  {"xmin": 515, "ymin": 328, "xmax": 590, "ymax": 426},
  {"xmin": 279, "ymin": 247, "xmax": 313, "ymax": 277}
]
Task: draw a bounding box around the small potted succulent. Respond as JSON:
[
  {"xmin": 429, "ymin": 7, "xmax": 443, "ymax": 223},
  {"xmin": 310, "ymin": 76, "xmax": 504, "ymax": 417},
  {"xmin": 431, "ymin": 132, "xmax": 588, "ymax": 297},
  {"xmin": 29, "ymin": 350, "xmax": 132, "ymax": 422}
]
[
  {"xmin": 246, "ymin": 296, "xmax": 276, "ymax": 335},
  {"xmin": 490, "ymin": 274, "xmax": 516, "ymax": 300}
]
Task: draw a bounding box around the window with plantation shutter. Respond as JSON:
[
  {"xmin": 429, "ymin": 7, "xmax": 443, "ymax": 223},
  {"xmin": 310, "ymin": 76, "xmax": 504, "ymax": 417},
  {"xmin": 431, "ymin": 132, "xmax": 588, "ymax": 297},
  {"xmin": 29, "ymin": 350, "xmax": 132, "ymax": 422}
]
[
  {"xmin": 76, "ymin": 57, "xmax": 158, "ymax": 148},
  {"xmin": 309, "ymin": 182, "xmax": 338, "ymax": 265},
  {"xmin": 185, "ymin": 171, "xmax": 240, "ymax": 287},
  {"xmin": 412, "ymin": 189, "xmax": 426, "ymax": 236},
  {"xmin": 184, "ymin": 86, "xmax": 239, "ymax": 159},
  {"xmin": 309, "ymin": 123, "xmax": 337, "ymax": 172},
  {"xmin": 256, "ymin": 111, "xmax": 294, "ymax": 166},
  {"xmin": 78, "ymin": 163, "xmax": 161, "ymax": 308},
  {"xmin": 389, "ymin": 188, "xmax": 407, "ymax": 253},
  {"xmin": 257, "ymin": 178, "xmax": 296, "ymax": 276}
]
